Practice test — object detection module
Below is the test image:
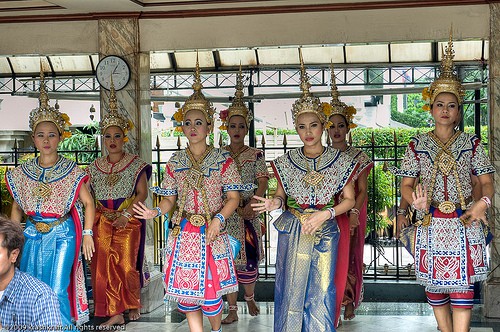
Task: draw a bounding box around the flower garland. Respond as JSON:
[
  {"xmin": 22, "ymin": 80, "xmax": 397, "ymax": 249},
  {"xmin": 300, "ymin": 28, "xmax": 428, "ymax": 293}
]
[
  {"xmin": 218, "ymin": 109, "xmax": 229, "ymax": 130},
  {"xmin": 171, "ymin": 108, "xmax": 184, "ymax": 132},
  {"xmin": 421, "ymin": 87, "xmax": 431, "ymax": 111},
  {"xmin": 61, "ymin": 113, "xmax": 73, "ymax": 139},
  {"xmin": 321, "ymin": 102, "xmax": 358, "ymax": 129},
  {"xmin": 123, "ymin": 120, "xmax": 134, "ymax": 142}
]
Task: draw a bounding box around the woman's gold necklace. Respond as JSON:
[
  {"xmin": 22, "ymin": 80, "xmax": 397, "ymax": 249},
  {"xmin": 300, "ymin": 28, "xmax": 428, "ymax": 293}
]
[
  {"xmin": 186, "ymin": 145, "xmax": 213, "ymax": 189},
  {"xmin": 106, "ymin": 154, "xmax": 124, "ymax": 186},
  {"xmin": 302, "ymin": 147, "xmax": 325, "ymax": 187},
  {"xmin": 33, "ymin": 158, "xmax": 58, "ymax": 199},
  {"xmin": 228, "ymin": 145, "xmax": 248, "ymax": 173}
]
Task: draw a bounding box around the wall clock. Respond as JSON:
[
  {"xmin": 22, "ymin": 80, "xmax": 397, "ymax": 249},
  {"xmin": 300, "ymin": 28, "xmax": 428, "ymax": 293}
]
[{"xmin": 96, "ymin": 55, "xmax": 131, "ymax": 91}]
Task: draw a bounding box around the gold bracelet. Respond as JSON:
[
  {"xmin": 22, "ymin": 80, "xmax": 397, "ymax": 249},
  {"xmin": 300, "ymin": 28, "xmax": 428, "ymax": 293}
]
[
  {"xmin": 275, "ymin": 196, "xmax": 284, "ymax": 209},
  {"xmin": 121, "ymin": 210, "xmax": 133, "ymax": 221}
]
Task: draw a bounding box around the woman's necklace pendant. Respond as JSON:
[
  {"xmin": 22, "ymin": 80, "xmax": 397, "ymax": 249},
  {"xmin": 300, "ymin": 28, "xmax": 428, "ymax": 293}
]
[
  {"xmin": 302, "ymin": 170, "xmax": 324, "ymax": 187},
  {"xmin": 187, "ymin": 168, "xmax": 204, "ymax": 189},
  {"xmin": 106, "ymin": 173, "xmax": 121, "ymax": 186},
  {"xmin": 33, "ymin": 182, "xmax": 51, "ymax": 199},
  {"xmin": 436, "ymin": 151, "xmax": 454, "ymax": 176}
]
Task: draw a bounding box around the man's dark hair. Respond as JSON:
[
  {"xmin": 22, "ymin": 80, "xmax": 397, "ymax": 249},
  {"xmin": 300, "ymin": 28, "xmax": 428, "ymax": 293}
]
[{"xmin": 0, "ymin": 215, "xmax": 24, "ymax": 268}]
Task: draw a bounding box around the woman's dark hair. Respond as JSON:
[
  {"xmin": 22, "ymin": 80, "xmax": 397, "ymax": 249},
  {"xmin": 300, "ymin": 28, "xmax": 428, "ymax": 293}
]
[{"xmin": 0, "ymin": 215, "xmax": 24, "ymax": 268}]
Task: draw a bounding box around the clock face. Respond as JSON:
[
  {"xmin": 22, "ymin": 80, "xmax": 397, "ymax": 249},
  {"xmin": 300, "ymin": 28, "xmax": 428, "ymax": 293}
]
[{"xmin": 96, "ymin": 55, "xmax": 131, "ymax": 91}]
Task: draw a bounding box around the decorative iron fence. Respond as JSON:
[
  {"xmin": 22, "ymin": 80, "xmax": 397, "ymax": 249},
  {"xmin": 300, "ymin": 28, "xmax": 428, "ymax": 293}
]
[
  {"xmin": 1, "ymin": 129, "xmax": 488, "ymax": 281},
  {"xmin": 149, "ymin": 132, "xmax": 416, "ymax": 281}
]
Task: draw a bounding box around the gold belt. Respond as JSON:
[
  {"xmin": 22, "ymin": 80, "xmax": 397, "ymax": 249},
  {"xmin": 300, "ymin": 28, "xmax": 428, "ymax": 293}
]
[
  {"xmin": 430, "ymin": 197, "xmax": 473, "ymax": 214},
  {"xmin": 181, "ymin": 212, "xmax": 209, "ymax": 227},
  {"xmin": 28, "ymin": 215, "xmax": 70, "ymax": 233},
  {"xmin": 289, "ymin": 208, "xmax": 319, "ymax": 224},
  {"xmin": 99, "ymin": 209, "xmax": 121, "ymax": 221}
]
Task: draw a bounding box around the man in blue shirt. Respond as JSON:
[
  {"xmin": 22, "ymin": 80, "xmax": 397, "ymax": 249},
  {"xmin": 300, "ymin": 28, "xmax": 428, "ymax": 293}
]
[{"xmin": 0, "ymin": 216, "xmax": 62, "ymax": 331}]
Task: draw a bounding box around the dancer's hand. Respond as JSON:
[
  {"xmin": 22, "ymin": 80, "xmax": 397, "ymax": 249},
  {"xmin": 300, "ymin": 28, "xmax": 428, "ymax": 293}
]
[
  {"xmin": 396, "ymin": 214, "xmax": 409, "ymax": 237},
  {"xmin": 133, "ymin": 201, "xmax": 158, "ymax": 219},
  {"xmin": 82, "ymin": 235, "xmax": 95, "ymax": 261},
  {"xmin": 206, "ymin": 218, "xmax": 221, "ymax": 245},
  {"xmin": 301, "ymin": 210, "xmax": 330, "ymax": 235},
  {"xmin": 348, "ymin": 213, "xmax": 360, "ymax": 235},
  {"xmin": 242, "ymin": 199, "xmax": 257, "ymax": 219},
  {"xmin": 252, "ymin": 195, "xmax": 282, "ymax": 213},
  {"xmin": 411, "ymin": 184, "xmax": 428, "ymax": 211},
  {"xmin": 112, "ymin": 215, "xmax": 129, "ymax": 229},
  {"xmin": 460, "ymin": 200, "xmax": 488, "ymax": 227}
]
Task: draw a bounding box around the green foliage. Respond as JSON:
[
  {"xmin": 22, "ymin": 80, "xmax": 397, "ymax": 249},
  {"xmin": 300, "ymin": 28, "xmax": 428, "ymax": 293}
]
[
  {"xmin": 462, "ymin": 88, "xmax": 489, "ymax": 127},
  {"xmin": 390, "ymin": 94, "xmax": 433, "ymax": 128},
  {"xmin": 0, "ymin": 166, "xmax": 13, "ymax": 215},
  {"xmin": 173, "ymin": 129, "xmax": 185, "ymax": 137},
  {"xmin": 217, "ymin": 131, "xmax": 229, "ymax": 146},
  {"xmin": 366, "ymin": 163, "xmax": 394, "ymax": 235},
  {"xmin": 58, "ymin": 127, "xmax": 98, "ymax": 164},
  {"xmin": 350, "ymin": 126, "xmax": 429, "ymax": 161},
  {"xmin": 255, "ymin": 129, "xmax": 297, "ymax": 136},
  {"xmin": 267, "ymin": 177, "xmax": 277, "ymax": 197}
]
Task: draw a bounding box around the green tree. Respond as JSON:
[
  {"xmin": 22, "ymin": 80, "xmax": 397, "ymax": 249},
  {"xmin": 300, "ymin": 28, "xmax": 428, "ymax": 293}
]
[
  {"xmin": 390, "ymin": 94, "xmax": 433, "ymax": 128},
  {"xmin": 58, "ymin": 123, "xmax": 99, "ymax": 164}
]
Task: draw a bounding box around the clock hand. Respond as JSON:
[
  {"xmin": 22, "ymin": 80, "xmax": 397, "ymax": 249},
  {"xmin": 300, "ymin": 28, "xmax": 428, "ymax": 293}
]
[{"xmin": 112, "ymin": 65, "xmax": 118, "ymax": 74}]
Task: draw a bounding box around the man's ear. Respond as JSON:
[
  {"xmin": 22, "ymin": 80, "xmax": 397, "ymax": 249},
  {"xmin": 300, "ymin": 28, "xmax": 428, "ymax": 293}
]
[{"xmin": 9, "ymin": 248, "xmax": 20, "ymax": 264}]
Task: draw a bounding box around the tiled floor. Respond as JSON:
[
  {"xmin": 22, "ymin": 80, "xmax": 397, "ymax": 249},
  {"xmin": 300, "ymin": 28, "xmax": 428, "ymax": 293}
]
[{"xmin": 93, "ymin": 301, "xmax": 500, "ymax": 332}]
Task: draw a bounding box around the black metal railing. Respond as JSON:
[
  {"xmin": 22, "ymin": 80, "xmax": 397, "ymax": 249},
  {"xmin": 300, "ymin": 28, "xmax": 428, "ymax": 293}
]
[
  {"xmin": 149, "ymin": 132, "xmax": 415, "ymax": 281},
  {"xmin": 4, "ymin": 131, "xmax": 474, "ymax": 281}
]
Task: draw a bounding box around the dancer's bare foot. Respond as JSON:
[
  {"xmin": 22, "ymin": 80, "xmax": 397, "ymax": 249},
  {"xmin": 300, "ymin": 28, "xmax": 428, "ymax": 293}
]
[
  {"xmin": 244, "ymin": 294, "xmax": 260, "ymax": 316},
  {"xmin": 128, "ymin": 308, "xmax": 141, "ymax": 321},
  {"xmin": 221, "ymin": 305, "xmax": 239, "ymax": 324},
  {"xmin": 343, "ymin": 303, "xmax": 355, "ymax": 321},
  {"xmin": 100, "ymin": 314, "xmax": 125, "ymax": 327}
]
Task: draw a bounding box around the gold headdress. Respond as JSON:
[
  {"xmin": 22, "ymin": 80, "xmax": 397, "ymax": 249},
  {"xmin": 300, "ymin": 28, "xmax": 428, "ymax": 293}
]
[
  {"xmin": 99, "ymin": 77, "xmax": 133, "ymax": 140},
  {"xmin": 422, "ymin": 28, "xmax": 465, "ymax": 110},
  {"xmin": 219, "ymin": 65, "xmax": 253, "ymax": 130},
  {"xmin": 291, "ymin": 49, "xmax": 324, "ymax": 126},
  {"xmin": 172, "ymin": 53, "xmax": 216, "ymax": 130},
  {"xmin": 322, "ymin": 64, "xmax": 357, "ymax": 129},
  {"xmin": 29, "ymin": 65, "xmax": 72, "ymax": 139}
]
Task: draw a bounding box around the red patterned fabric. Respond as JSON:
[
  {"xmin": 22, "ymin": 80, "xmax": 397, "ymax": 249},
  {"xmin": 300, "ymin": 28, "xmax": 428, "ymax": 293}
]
[
  {"xmin": 400, "ymin": 132, "xmax": 494, "ymax": 293},
  {"xmin": 332, "ymin": 146, "xmax": 373, "ymax": 325},
  {"xmin": 222, "ymin": 145, "xmax": 270, "ymax": 272},
  {"xmin": 158, "ymin": 148, "xmax": 242, "ymax": 305}
]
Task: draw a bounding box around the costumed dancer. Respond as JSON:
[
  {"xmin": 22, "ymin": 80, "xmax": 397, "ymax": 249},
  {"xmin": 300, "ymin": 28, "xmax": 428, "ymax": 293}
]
[
  {"xmin": 133, "ymin": 55, "xmax": 244, "ymax": 332},
  {"xmin": 5, "ymin": 68, "xmax": 95, "ymax": 327},
  {"xmin": 86, "ymin": 80, "xmax": 152, "ymax": 326},
  {"xmin": 326, "ymin": 67, "xmax": 373, "ymax": 325},
  {"xmin": 252, "ymin": 50, "xmax": 358, "ymax": 332},
  {"xmin": 397, "ymin": 31, "xmax": 494, "ymax": 332},
  {"xmin": 219, "ymin": 67, "xmax": 270, "ymax": 324}
]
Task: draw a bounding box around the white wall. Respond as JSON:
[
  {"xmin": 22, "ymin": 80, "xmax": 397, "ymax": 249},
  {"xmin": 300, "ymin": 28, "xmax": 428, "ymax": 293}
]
[
  {"xmin": 0, "ymin": 94, "xmax": 99, "ymax": 131},
  {"xmin": 0, "ymin": 5, "xmax": 490, "ymax": 56}
]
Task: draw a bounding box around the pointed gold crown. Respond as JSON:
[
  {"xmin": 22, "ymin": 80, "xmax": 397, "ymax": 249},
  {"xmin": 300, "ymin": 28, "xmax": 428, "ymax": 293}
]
[
  {"xmin": 176, "ymin": 53, "xmax": 216, "ymax": 125},
  {"xmin": 219, "ymin": 65, "xmax": 253, "ymax": 130},
  {"xmin": 291, "ymin": 49, "xmax": 324, "ymax": 126},
  {"xmin": 99, "ymin": 77, "xmax": 133, "ymax": 135},
  {"xmin": 29, "ymin": 64, "xmax": 72, "ymax": 138},
  {"xmin": 324, "ymin": 64, "xmax": 357, "ymax": 129},
  {"xmin": 423, "ymin": 28, "xmax": 465, "ymax": 107}
]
